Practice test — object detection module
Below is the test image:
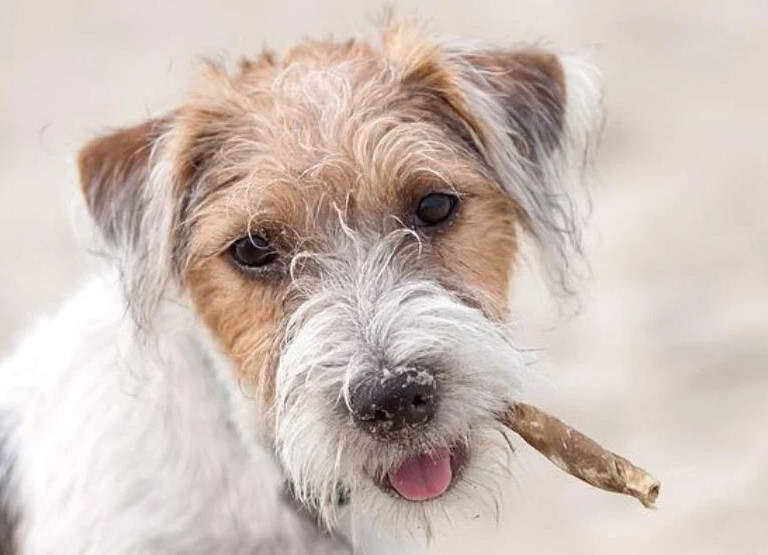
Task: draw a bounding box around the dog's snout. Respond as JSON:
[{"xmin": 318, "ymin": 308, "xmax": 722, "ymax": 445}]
[{"xmin": 349, "ymin": 367, "xmax": 438, "ymax": 437}]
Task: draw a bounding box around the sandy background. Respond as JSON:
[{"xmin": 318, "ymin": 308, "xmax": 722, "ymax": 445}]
[{"xmin": 2, "ymin": 1, "xmax": 767, "ymax": 553}]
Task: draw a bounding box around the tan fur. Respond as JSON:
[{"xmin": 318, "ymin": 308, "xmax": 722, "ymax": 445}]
[{"xmin": 187, "ymin": 259, "xmax": 286, "ymax": 405}]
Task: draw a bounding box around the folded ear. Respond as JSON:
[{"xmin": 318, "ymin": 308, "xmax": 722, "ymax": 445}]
[
  {"xmin": 458, "ymin": 49, "xmax": 567, "ymax": 162},
  {"xmin": 457, "ymin": 49, "xmax": 601, "ymax": 294},
  {"xmin": 78, "ymin": 117, "xmax": 177, "ymax": 326},
  {"xmin": 78, "ymin": 118, "xmax": 167, "ymax": 248}
]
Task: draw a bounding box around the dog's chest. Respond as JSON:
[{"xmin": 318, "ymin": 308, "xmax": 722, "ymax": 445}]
[{"xmin": 0, "ymin": 278, "xmax": 346, "ymax": 553}]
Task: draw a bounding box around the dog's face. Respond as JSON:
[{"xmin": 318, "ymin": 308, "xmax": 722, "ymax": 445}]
[{"xmin": 77, "ymin": 25, "xmax": 599, "ymax": 534}]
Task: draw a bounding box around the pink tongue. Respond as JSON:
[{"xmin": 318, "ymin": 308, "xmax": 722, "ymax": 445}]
[{"xmin": 388, "ymin": 447, "xmax": 453, "ymax": 501}]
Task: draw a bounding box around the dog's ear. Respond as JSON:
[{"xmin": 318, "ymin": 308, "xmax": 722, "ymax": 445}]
[
  {"xmin": 78, "ymin": 117, "xmax": 178, "ymax": 326},
  {"xmin": 78, "ymin": 118, "xmax": 168, "ymax": 248},
  {"xmin": 453, "ymin": 48, "xmax": 601, "ymax": 294},
  {"xmin": 457, "ymin": 49, "xmax": 567, "ymax": 163}
]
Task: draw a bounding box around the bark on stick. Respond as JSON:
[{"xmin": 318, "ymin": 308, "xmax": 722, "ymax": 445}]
[{"xmin": 500, "ymin": 402, "xmax": 660, "ymax": 508}]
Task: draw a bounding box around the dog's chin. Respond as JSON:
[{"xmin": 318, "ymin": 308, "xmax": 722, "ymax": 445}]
[{"xmin": 372, "ymin": 443, "xmax": 469, "ymax": 503}]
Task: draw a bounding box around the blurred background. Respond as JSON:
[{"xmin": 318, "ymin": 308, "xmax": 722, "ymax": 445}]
[{"xmin": 2, "ymin": 1, "xmax": 767, "ymax": 553}]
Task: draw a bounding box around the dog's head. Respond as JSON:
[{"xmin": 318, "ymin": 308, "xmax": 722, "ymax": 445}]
[{"xmin": 78, "ymin": 24, "xmax": 600, "ymax": 535}]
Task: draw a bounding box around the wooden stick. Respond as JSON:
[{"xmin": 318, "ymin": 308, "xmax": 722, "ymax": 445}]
[{"xmin": 500, "ymin": 403, "xmax": 660, "ymax": 508}]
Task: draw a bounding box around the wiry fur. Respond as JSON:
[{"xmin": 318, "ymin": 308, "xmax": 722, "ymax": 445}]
[
  {"xmin": 0, "ymin": 23, "xmax": 601, "ymax": 554},
  {"xmin": 274, "ymin": 228, "xmax": 528, "ymax": 534}
]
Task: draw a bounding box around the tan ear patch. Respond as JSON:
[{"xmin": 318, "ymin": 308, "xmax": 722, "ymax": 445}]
[{"xmin": 78, "ymin": 118, "xmax": 165, "ymax": 243}]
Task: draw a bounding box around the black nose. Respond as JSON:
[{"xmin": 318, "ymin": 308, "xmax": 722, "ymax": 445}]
[{"xmin": 349, "ymin": 367, "xmax": 438, "ymax": 437}]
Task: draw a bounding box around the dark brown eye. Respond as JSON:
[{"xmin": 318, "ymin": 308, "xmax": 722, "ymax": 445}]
[
  {"xmin": 415, "ymin": 193, "xmax": 458, "ymax": 226},
  {"xmin": 230, "ymin": 235, "xmax": 278, "ymax": 268}
]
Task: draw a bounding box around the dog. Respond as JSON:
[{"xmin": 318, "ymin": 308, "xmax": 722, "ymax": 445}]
[{"xmin": 0, "ymin": 22, "xmax": 600, "ymax": 554}]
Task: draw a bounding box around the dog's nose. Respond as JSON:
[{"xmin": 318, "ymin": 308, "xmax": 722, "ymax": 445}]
[{"xmin": 349, "ymin": 367, "xmax": 438, "ymax": 437}]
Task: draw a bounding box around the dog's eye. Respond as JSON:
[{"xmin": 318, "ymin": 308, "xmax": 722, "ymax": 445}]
[
  {"xmin": 230, "ymin": 235, "xmax": 278, "ymax": 268},
  {"xmin": 414, "ymin": 193, "xmax": 458, "ymax": 226}
]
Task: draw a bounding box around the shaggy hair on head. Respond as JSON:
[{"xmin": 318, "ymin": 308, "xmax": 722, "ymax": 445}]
[{"xmin": 80, "ymin": 23, "xmax": 600, "ymax": 330}]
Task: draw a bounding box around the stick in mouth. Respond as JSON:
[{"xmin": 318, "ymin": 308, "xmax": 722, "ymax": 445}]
[{"xmin": 499, "ymin": 403, "xmax": 661, "ymax": 508}]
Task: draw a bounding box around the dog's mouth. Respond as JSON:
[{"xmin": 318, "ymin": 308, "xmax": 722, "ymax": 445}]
[{"xmin": 377, "ymin": 443, "xmax": 468, "ymax": 502}]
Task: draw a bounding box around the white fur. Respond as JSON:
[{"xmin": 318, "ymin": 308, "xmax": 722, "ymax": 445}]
[{"xmin": 0, "ymin": 274, "xmax": 354, "ymax": 554}]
